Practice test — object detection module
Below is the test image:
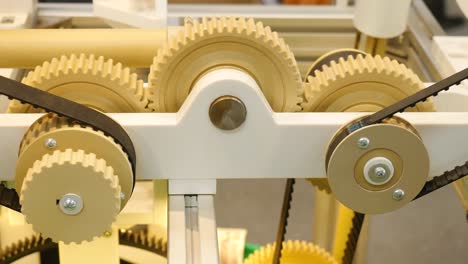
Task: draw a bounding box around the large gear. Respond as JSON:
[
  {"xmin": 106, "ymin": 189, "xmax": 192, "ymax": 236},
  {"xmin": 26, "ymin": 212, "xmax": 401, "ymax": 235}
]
[
  {"xmin": 8, "ymin": 53, "xmax": 148, "ymax": 113},
  {"xmin": 20, "ymin": 149, "xmax": 121, "ymax": 244},
  {"xmin": 16, "ymin": 114, "xmax": 133, "ymax": 244},
  {"xmin": 304, "ymin": 52, "xmax": 434, "ymax": 193},
  {"xmin": 243, "ymin": 240, "xmax": 338, "ymax": 264},
  {"xmin": 302, "ymin": 54, "xmax": 435, "ymax": 112},
  {"xmin": 148, "ymin": 16, "xmax": 303, "ymax": 112}
]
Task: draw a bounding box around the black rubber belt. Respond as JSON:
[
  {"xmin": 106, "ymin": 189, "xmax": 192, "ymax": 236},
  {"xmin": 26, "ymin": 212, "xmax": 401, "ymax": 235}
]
[{"xmin": 0, "ymin": 76, "xmax": 136, "ymax": 211}]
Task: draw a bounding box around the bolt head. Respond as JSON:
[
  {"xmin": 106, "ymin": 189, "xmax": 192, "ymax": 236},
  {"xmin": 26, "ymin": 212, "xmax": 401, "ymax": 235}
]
[
  {"xmin": 63, "ymin": 198, "xmax": 77, "ymax": 209},
  {"xmin": 120, "ymin": 192, "xmax": 125, "ymax": 201},
  {"xmin": 374, "ymin": 167, "xmax": 387, "ymax": 178},
  {"xmin": 392, "ymin": 189, "xmax": 405, "ymax": 201},
  {"xmin": 45, "ymin": 138, "xmax": 57, "ymax": 149},
  {"xmin": 357, "ymin": 137, "xmax": 370, "ymax": 149},
  {"xmin": 58, "ymin": 193, "xmax": 83, "ymax": 215}
]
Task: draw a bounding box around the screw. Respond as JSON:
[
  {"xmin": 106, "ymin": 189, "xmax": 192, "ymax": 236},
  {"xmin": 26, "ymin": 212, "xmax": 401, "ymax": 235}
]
[
  {"xmin": 45, "ymin": 138, "xmax": 57, "ymax": 149},
  {"xmin": 357, "ymin": 137, "xmax": 370, "ymax": 149},
  {"xmin": 392, "ymin": 189, "xmax": 405, "ymax": 201},
  {"xmin": 374, "ymin": 167, "xmax": 386, "ymax": 178},
  {"xmin": 58, "ymin": 193, "xmax": 83, "ymax": 215},
  {"xmin": 63, "ymin": 198, "xmax": 77, "ymax": 210},
  {"xmin": 120, "ymin": 192, "xmax": 125, "ymax": 201}
]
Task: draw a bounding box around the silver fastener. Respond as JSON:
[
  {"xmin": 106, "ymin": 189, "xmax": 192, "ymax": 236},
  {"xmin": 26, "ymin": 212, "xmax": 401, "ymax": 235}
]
[
  {"xmin": 120, "ymin": 192, "xmax": 126, "ymax": 201},
  {"xmin": 58, "ymin": 193, "xmax": 83, "ymax": 215},
  {"xmin": 357, "ymin": 137, "xmax": 370, "ymax": 149},
  {"xmin": 392, "ymin": 189, "xmax": 405, "ymax": 201},
  {"xmin": 374, "ymin": 167, "xmax": 387, "ymax": 178},
  {"xmin": 45, "ymin": 138, "xmax": 57, "ymax": 149}
]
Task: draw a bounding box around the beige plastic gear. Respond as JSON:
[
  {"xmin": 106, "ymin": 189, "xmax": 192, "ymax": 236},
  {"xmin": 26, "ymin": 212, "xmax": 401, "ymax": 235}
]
[
  {"xmin": 304, "ymin": 53, "xmax": 434, "ymax": 193},
  {"xmin": 8, "ymin": 53, "xmax": 148, "ymax": 113},
  {"xmin": 243, "ymin": 240, "xmax": 338, "ymax": 264},
  {"xmin": 302, "ymin": 54, "xmax": 435, "ymax": 112},
  {"xmin": 20, "ymin": 149, "xmax": 121, "ymax": 244},
  {"xmin": 16, "ymin": 113, "xmax": 133, "ymax": 207},
  {"xmin": 148, "ymin": 16, "xmax": 303, "ymax": 112}
]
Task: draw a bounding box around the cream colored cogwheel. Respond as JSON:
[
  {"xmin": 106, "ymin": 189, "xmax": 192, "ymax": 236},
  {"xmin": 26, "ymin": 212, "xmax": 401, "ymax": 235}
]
[
  {"xmin": 8, "ymin": 53, "xmax": 148, "ymax": 113},
  {"xmin": 304, "ymin": 53, "xmax": 434, "ymax": 193},
  {"xmin": 17, "ymin": 114, "xmax": 133, "ymax": 243},
  {"xmin": 302, "ymin": 54, "xmax": 435, "ymax": 112},
  {"xmin": 21, "ymin": 149, "xmax": 121, "ymax": 244},
  {"xmin": 243, "ymin": 240, "xmax": 338, "ymax": 264},
  {"xmin": 148, "ymin": 16, "xmax": 303, "ymax": 112}
]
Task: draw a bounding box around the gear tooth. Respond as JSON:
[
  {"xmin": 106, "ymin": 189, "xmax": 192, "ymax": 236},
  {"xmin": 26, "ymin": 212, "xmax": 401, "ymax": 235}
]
[
  {"xmin": 302, "ymin": 50, "xmax": 434, "ymax": 112},
  {"xmin": 148, "ymin": 16, "xmax": 301, "ymax": 112}
]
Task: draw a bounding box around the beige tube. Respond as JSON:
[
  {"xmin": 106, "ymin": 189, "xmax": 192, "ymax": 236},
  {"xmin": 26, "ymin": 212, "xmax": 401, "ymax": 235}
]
[{"xmin": 0, "ymin": 28, "xmax": 174, "ymax": 68}]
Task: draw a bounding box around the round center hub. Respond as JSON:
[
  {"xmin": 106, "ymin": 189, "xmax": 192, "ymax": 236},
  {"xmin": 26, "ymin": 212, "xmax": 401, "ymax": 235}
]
[
  {"xmin": 363, "ymin": 157, "xmax": 394, "ymax": 186},
  {"xmin": 209, "ymin": 96, "xmax": 247, "ymax": 130}
]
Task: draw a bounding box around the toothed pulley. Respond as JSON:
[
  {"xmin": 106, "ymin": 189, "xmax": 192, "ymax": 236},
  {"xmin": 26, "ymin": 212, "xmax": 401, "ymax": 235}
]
[
  {"xmin": 148, "ymin": 17, "xmax": 303, "ymax": 112},
  {"xmin": 326, "ymin": 117, "xmax": 429, "ymax": 214},
  {"xmin": 16, "ymin": 114, "xmax": 133, "ymax": 243}
]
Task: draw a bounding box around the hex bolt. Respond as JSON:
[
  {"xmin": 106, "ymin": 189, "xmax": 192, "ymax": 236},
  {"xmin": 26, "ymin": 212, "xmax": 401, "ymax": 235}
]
[
  {"xmin": 357, "ymin": 137, "xmax": 370, "ymax": 149},
  {"xmin": 45, "ymin": 138, "xmax": 57, "ymax": 149},
  {"xmin": 392, "ymin": 189, "xmax": 405, "ymax": 201}
]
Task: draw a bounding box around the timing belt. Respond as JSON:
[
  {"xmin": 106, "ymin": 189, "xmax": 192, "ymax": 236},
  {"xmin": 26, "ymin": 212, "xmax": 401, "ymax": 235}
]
[
  {"xmin": 0, "ymin": 76, "xmax": 136, "ymax": 212},
  {"xmin": 337, "ymin": 68, "xmax": 468, "ymax": 264}
]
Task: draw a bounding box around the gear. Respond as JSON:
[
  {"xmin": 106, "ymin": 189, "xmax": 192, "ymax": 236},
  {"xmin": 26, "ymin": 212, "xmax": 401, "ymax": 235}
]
[
  {"xmin": 148, "ymin": 16, "xmax": 303, "ymax": 112},
  {"xmin": 0, "ymin": 228, "xmax": 167, "ymax": 263},
  {"xmin": 304, "ymin": 48, "xmax": 366, "ymax": 79},
  {"xmin": 304, "ymin": 52, "xmax": 434, "ymax": 193},
  {"xmin": 8, "ymin": 53, "xmax": 148, "ymax": 113},
  {"xmin": 243, "ymin": 240, "xmax": 338, "ymax": 264},
  {"xmin": 16, "ymin": 114, "xmax": 133, "ymax": 208},
  {"xmin": 20, "ymin": 149, "xmax": 121, "ymax": 244},
  {"xmin": 302, "ymin": 54, "xmax": 435, "ymax": 112},
  {"xmin": 16, "ymin": 114, "xmax": 133, "ymax": 244}
]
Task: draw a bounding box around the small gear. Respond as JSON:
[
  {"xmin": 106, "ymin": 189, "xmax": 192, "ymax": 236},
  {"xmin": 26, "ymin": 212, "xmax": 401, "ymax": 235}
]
[
  {"xmin": 20, "ymin": 149, "xmax": 121, "ymax": 244},
  {"xmin": 243, "ymin": 240, "xmax": 338, "ymax": 264},
  {"xmin": 16, "ymin": 114, "xmax": 133, "ymax": 208},
  {"xmin": 8, "ymin": 53, "xmax": 148, "ymax": 113},
  {"xmin": 148, "ymin": 16, "xmax": 303, "ymax": 112},
  {"xmin": 302, "ymin": 54, "xmax": 435, "ymax": 112},
  {"xmin": 16, "ymin": 114, "xmax": 133, "ymax": 244}
]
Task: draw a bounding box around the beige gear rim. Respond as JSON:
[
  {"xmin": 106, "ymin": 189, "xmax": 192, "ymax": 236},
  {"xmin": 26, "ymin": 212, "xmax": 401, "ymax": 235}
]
[
  {"xmin": 243, "ymin": 240, "xmax": 338, "ymax": 264},
  {"xmin": 16, "ymin": 114, "xmax": 133, "ymax": 208},
  {"xmin": 8, "ymin": 53, "xmax": 148, "ymax": 113},
  {"xmin": 304, "ymin": 53, "xmax": 434, "ymax": 192},
  {"xmin": 148, "ymin": 16, "xmax": 303, "ymax": 112},
  {"xmin": 301, "ymin": 54, "xmax": 435, "ymax": 112},
  {"xmin": 20, "ymin": 149, "xmax": 121, "ymax": 244}
]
